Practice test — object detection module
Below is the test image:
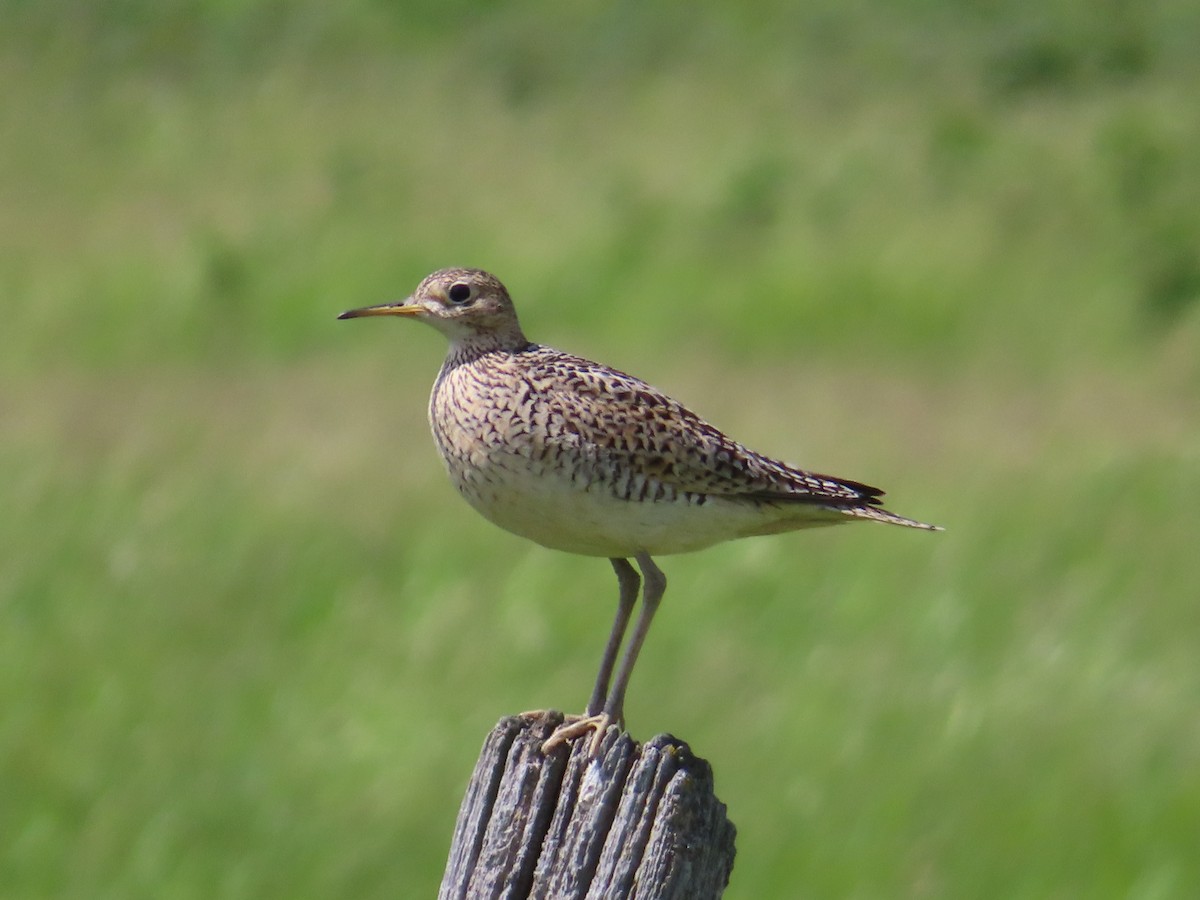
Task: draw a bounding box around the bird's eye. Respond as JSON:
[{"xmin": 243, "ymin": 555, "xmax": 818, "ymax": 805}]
[{"xmin": 447, "ymin": 283, "xmax": 473, "ymax": 305}]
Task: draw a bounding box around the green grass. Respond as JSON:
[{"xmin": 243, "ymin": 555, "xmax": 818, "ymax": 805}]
[{"xmin": 2, "ymin": 2, "xmax": 1199, "ymax": 897}]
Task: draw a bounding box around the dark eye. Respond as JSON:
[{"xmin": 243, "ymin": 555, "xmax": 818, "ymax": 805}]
[{"xmin": 447, "ymin": 283, "xmax": 473, "ymax": 305}]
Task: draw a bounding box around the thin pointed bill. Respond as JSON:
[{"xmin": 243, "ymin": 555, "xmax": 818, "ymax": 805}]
[{"xmin": 336, "ymin": 301, "xmax": 421, "ymax": 320}]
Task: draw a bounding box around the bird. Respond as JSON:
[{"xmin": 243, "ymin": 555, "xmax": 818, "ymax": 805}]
[{"xmin": 338, "ymin": 267, "xmax": 940, "ymax": 753}]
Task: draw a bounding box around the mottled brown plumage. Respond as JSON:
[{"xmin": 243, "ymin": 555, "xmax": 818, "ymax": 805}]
[{"xmin": 339, "ymin": 267, "xmax": 939, "ymax": 751}]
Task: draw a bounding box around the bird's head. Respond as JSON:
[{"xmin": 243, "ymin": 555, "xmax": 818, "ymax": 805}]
[{"xmin": 338, "ymin": 267, "xmax": 527, "ymax": 349}]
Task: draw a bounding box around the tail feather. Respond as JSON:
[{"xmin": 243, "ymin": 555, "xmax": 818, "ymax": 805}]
[
  {"xmin": 831, "ymin": 504, "xmax": 942, "ymax": 530},
  {"xmin": 737, "ymin": 464, "xmax": 941, "ymax": 531}
]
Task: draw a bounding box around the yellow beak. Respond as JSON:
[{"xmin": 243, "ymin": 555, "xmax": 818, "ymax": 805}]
[{"xmin": 336, "ymin": 302, "xmax": 422, "ymax": 320}]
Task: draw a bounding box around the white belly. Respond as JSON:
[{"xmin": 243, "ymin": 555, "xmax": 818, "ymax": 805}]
[{"xmin": 449, "ymin": 458, "xmax": 835, "ymax": 558}]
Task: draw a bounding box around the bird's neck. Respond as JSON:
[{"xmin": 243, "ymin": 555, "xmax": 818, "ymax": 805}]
[{"xmin": 443, "ymin": 331, "xmax": 534, "ymax": 369}]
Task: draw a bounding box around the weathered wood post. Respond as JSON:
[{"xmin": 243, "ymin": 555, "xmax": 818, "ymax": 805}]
[{"xmin": 439, "ymin": 712, "xmax": 736, "ymax": 900}]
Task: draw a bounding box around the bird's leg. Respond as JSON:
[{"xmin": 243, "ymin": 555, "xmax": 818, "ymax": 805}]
[
  {"xmin": 590, "ymin": 553, "xmax": 666, "ymax": 754},
  {"xmin": 586, "ymin": 558, "xmax": 640, "ymax": 716},
  {"xmin": 541, "ymin": 558, "xmax": 639, "ymax": 754},
  {"xmin": 541, "ymin": 554, "xmax": 668, "ymax": 758}
]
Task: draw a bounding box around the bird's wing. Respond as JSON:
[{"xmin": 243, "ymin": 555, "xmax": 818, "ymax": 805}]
[{"xmin": 530, "ymin": 351, "xmax": 884, "ymax": 507}]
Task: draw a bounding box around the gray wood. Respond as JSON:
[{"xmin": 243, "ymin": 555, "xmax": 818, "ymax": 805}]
[{"xmin": 439, "ymin": 713, "xmax": 736, "ymax": 900}]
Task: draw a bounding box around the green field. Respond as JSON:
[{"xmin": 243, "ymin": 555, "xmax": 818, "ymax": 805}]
[{"xmin": 3, "ymin": 3, "xmax": 1199, "ymax": 897}]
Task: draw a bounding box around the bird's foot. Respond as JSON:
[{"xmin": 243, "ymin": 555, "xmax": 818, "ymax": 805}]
[{"xmin": 540, "ymin": 712, "xmax": 614, "ymax": 757}]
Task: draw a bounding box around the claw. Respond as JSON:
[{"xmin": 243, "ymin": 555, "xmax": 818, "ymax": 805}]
[{"xmin": 540, "ymin": 713, "xmax": 612, "ymax": 756}]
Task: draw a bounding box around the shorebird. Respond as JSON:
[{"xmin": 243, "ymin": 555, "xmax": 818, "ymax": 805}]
[{"xmin": 339, "ymin": 267, "xmax": 940, "ymax": 752}]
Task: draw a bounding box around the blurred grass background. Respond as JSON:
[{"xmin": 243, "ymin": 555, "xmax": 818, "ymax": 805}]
[{"xmin": 2, "ymin": 1, "xmax": 1199, "ymax": 897}]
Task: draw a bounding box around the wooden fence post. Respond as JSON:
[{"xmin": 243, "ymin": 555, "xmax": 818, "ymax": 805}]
[{"xmin": 439, "ymin": 712, "xmax": 736, "ymax": 900}]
